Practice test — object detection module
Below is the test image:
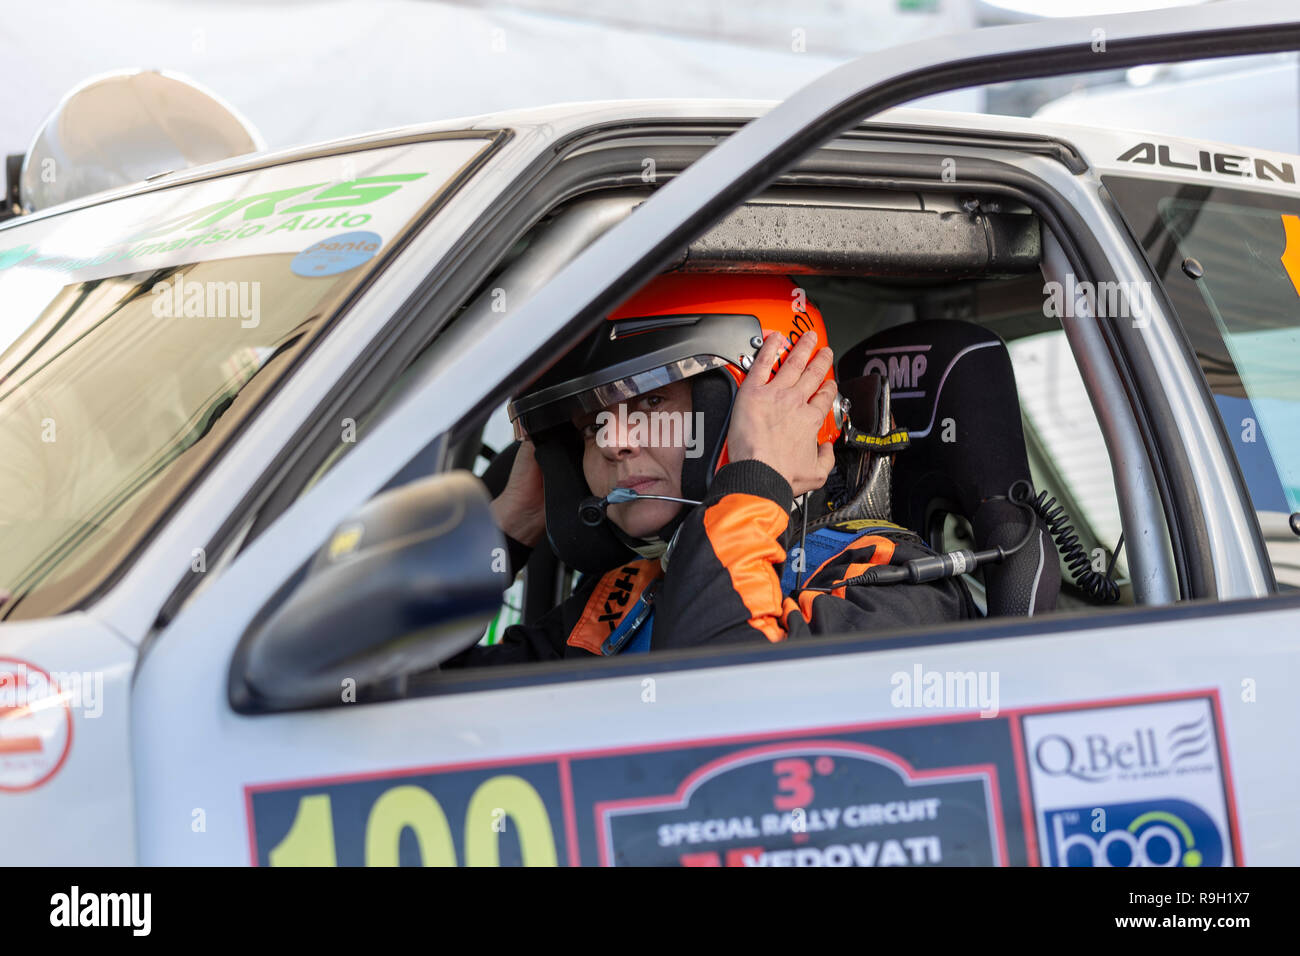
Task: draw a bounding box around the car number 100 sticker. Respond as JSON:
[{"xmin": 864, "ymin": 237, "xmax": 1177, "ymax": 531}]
[{"xmin": 247, "ymin": 764, "xmax": 564, "ymax": 866}]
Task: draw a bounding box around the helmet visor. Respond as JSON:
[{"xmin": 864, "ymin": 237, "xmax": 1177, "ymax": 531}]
[
  {"xmin": 509, "ymin": 354, "xmax": 731, "ymax": 440},
  {"xmin": 507, "ymin": 311, "xmax": 762, "ymax": 439}
]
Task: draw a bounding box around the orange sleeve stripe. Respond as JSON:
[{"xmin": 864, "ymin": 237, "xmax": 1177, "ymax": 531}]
[
  {"xmin": 786, "ymin": 593, "xmax": 818, "ymax": 624},
  {"xmin": 833, "ymin": 536, "xmax": 895, "ymax": 598},
  {"xmin": 701, "ymin": 494, "xmax": 792, "ymax": 643},
  {"xmin": 789, "ymin": 534, "xmax": 895, "ymax": 601},
  {"xmin": 833, "ymin": 561, "xmax": 877, "ymax": 599},
  {"xmin": 784, "ymin": 534, "xmax": 899, "ymax": 618},
  {"xmin": 797, "ymin": 533, "xmax": 885, "ymax": 592}
]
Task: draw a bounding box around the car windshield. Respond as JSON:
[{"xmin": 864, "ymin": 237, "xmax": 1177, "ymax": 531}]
[
  {"xmin": 1106, "ymin": 175, "xmax": 1300, "ymax": 587},
  {"xmin": 0, "ymin": 136, "xmax": 494, "ymax": 619}
]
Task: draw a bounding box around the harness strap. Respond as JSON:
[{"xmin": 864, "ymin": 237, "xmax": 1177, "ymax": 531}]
[
  {"xmin": 600, "ymin": 581, "xmax": 660, "ymax": 655},
  {"xmin": 844, "ymin": 427, "xmax": 910, "ymax": 452}
]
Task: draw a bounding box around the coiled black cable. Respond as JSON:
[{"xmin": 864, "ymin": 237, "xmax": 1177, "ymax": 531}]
[
  {"xmin": 1011, "ymin": 480, "xmax": 1121, "ymax": 605},
  {"xmin": 802, "ymin": 481, "xmax": 1122, "ymax": 606}
]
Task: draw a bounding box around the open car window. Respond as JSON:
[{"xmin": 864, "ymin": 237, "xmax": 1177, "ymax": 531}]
[
  {"xmin": 1010, "ymin": 330, "xmax": 1129, "ymax": 590},
  {"xmin": 474, "ymin": 402, "xmax": 525, "ymax": 646},
  {"xmin": 1105, "ymin": 176, "xmax": 1300, "ymax": 588},
  {"xmin": 426, "ymin": 201, "xmax": 1134, "ymax": 646}
]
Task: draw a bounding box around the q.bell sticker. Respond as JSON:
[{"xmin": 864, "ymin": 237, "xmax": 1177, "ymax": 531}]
[
  {"xmin": 1021, "ymin": 696, "xmax": 1238, "ymax": 866},
  {"xmin": 0, "ymin": 658, "xmax": 73, "ymax": 792},
  {"xmin": 291, "ymin": 231, "xmax": 382, "ymax": 277}
]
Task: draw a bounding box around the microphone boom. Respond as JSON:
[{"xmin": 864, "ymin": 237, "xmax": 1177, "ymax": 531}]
[{"xmin": 578, "ymin": 488, "xmax": 704, "ymax": 526}]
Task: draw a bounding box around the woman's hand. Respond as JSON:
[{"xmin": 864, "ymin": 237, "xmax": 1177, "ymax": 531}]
[
  {"xmin": 488, "ymin": 438, "xmax": 547, "ymax": 547},
  {"xmin": 726, "ymin": 329, "xmax": 836, "ymax": 498}
]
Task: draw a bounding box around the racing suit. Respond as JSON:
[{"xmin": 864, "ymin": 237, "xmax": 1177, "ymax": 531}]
[{"xmin": 445, "ymin": 460, "xmax": 976, "ymax": 667}]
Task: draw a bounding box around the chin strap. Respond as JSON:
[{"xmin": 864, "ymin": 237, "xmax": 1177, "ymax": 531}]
[
  {"xmin": 609, "ymin": 517, "xmax": 675, "ymax": 564},
  {"xmin": 629, "ymin": 534, "xmax": 670, "ymax": 562}
]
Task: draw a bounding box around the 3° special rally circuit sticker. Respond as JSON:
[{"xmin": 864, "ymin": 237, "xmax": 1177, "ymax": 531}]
[
  {"xmin": 1021, "ymin": 694, "xmax": 1240, "ymax": 867},
  {"xmin": 0, "ymin": 658, "xmax": 73, "ymax": 792},
  {"xmin": 594, "ymin": 739, "xmax": 1003, "ymax": 867},
  {"xmin": 290, "ymin": 231, "xmax": 383, "ymax": 277}
]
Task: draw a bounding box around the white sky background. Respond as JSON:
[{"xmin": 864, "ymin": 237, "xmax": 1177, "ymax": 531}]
[
  {"xmin": 0, "ymin": 0, "xmax": 985, "ymax": 158},
  {"xmin": 3, "ymin": 0, "xmax": 1266, "ymax": 162}
]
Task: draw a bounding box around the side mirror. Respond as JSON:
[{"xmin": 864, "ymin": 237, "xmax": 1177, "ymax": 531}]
[{"xmin": 231, "ymin": 470, "xmax": 505, "ymax": 712}]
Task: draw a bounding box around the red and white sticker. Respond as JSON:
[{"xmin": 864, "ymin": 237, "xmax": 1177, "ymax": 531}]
[{"xmin": 0, "ymin": 658, "xmax": 73, "ymax": 791}]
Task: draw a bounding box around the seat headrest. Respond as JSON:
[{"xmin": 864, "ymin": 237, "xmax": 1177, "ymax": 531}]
[
  {"xmin": 838, "ymin": 319, "xmax": 1059, "ymax": 617},
  {"xmin": 838, "ymin": 319, "xmax": 1030, "ymax": 525}
]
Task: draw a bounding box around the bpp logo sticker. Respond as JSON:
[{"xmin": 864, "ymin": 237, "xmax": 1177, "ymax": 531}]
[{"xmin": 1044, "ymin": 799, "xmax": 1224, "ymax": 867}]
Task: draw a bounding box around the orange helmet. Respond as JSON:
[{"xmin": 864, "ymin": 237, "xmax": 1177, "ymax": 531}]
[
  {"xmin": 507, "ymin": 273, "xmax": 844, "ymax": 573},
  {"xmin": 511, "ymin": 273, "xmax": 843, "ymax": 454}
]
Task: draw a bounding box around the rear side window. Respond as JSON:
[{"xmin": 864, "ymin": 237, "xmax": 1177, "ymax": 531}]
[{"xmin": 1106, "ymin": 176, "xmax": 1300, "ymax": 589}]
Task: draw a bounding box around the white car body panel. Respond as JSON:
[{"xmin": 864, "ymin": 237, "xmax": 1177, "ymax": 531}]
[
  {"xmin": 134, "ymin": 602, "xmax": 1290, "ymax": 865},
  {"xmin": 1, "ymin": 615, "xmax": 135, "ymax": 864}
]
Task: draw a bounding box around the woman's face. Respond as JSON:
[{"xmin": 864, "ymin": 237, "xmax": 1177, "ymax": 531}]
[{"xmin": 575, "ymin": 379, "xmax": 691, "ymax": 538}]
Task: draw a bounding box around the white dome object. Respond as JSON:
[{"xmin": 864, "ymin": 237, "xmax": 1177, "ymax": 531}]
[{"xmin": 19, "ymin": 69, "xmax": 264, "ymax": 213}]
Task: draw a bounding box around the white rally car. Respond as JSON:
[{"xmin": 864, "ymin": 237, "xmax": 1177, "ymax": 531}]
[{"xmin": 1, "ymin": 2, "xmax": 1297, "ymax": 866}]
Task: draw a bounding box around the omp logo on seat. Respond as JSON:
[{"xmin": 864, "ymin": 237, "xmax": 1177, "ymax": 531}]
[
  {"xmin": 598, "ymin": 564, "xmax": 641, "ymax": 632},
  {"xmin": 857, "ymin": 345, "xmax": 930, "ymax": 398}
]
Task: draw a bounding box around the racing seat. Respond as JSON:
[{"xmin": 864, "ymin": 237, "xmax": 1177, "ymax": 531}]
[{"xmin": 838, "ymin": 320, "xmax": 1059, "ymax": 617}]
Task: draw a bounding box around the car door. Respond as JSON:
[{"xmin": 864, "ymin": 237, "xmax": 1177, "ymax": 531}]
[{"xmin": 133, "ymin": 2, "xmax": 1300, "ymax": 866}]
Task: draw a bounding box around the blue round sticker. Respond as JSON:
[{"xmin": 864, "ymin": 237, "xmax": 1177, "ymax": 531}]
[{"xmin": 291, "ymin": 231, "xmax": 383, "ymax": 277}]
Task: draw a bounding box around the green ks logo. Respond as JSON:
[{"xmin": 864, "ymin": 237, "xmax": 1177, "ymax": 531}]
[{"xmin": 125, "ymin": 174, "xmax": 429, "ymax": 241}]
